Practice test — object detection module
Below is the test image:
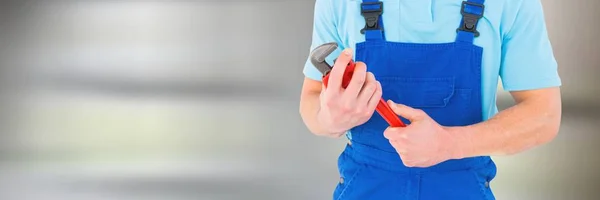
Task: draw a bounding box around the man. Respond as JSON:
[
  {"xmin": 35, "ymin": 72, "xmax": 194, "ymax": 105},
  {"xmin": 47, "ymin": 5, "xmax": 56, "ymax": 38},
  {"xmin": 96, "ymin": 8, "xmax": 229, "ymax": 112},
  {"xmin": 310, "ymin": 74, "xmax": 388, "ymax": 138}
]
[{"xmin": 299, "ymin": 0, "xmax": 562, "ymax": 199}]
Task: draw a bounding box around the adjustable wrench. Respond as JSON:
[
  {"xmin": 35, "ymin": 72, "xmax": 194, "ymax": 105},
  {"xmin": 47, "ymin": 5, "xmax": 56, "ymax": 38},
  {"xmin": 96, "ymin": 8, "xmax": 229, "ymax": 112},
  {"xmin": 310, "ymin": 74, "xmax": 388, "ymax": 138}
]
[{"xmin": 309, "ymin": 42, "xmax": 406, "ymax": 127}]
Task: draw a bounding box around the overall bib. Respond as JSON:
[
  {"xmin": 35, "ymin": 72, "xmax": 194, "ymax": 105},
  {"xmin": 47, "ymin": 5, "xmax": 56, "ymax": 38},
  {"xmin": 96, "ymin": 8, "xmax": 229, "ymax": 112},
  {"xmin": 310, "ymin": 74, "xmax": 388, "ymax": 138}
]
[{"xmin": 333, "ymin": 0, "xmax": 497, "ymax": 199}]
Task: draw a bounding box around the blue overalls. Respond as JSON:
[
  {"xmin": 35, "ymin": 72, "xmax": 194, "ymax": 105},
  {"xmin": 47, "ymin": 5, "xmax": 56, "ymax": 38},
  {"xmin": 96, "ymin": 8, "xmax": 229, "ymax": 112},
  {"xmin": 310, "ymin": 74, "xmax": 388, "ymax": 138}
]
[{"xmin": 333, "ymin": 0, "xmax": 497, "ymax": 199}]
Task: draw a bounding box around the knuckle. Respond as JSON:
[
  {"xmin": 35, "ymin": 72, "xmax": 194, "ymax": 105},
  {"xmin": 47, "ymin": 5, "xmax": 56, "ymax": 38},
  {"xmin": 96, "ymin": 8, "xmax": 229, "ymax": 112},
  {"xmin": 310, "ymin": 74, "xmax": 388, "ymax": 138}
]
[
  {"xmin": 364, "ymin": 110, "xmax": 373, "ymax": 117},
  {"xmin": 354, "ymin": 107, "xmax": 364, "ymax": 115},
  {"xmin": 324, "ymin": 97, "xmax": 336, "ymax": 107}
]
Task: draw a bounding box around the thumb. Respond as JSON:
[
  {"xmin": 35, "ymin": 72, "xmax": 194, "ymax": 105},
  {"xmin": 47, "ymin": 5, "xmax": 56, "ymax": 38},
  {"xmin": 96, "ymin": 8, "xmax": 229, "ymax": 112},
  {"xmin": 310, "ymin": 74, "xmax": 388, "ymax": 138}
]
[{"xmin": 387, "ymin": 100, "xmax": 426, "ymax": 122}]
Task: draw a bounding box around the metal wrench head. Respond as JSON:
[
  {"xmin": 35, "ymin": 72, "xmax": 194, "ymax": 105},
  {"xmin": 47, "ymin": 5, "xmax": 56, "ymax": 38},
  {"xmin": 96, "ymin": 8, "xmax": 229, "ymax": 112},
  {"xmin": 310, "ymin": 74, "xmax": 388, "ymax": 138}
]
[{"xmin": 309, "ymin": 42, "xmax": 339, "ymax": 75}]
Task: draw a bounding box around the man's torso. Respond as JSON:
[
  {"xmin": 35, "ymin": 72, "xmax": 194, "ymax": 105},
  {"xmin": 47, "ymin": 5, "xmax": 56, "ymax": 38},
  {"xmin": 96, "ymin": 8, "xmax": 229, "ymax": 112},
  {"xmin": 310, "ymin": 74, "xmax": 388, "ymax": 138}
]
[{"xmin": 329, "ymin": 0, "xmax": 525, "ymax": 120}]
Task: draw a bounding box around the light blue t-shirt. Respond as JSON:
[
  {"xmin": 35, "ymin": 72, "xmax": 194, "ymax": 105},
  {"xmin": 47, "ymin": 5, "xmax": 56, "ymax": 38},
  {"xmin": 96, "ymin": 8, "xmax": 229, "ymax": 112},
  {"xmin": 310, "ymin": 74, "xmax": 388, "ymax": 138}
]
[{"xmin": 303, "ymin": 0, "xmax": 561, "ymax": 120}]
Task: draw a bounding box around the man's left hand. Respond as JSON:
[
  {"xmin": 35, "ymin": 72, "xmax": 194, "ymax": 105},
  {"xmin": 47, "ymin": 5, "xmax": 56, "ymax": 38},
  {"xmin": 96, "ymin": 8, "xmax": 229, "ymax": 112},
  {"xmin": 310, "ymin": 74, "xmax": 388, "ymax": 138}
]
[{"xmin": 383, "ymin": 100, "xmax": 461, "ymax": 168}]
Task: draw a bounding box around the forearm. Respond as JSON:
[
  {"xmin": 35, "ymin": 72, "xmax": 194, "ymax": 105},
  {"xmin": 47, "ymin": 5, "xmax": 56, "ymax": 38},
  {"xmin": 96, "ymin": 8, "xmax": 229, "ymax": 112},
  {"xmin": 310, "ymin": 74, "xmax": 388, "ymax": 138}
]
[
  {"xmin": 299, "ymin": 91, "xmax": 344, "ymax": 137},
  {"xmin": 450, "ymin": 90, "xmax": 562, "ymax": 158}
]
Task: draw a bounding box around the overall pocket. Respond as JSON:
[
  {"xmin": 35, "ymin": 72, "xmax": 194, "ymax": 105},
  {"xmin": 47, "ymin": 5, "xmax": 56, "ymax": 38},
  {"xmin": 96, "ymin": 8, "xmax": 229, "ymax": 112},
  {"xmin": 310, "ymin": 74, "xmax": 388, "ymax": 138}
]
[
  {"xmin": 333, "ymin": 145, "xmax": 409, "ymax": 200},
  {"xmin": 468, "ymin": 161, "xmax": 498, "ymax": 200},
  {"xmin": 333, "ymin": 149, "xmax": 365, "ymax": 200},
  {"xmin": 378, "ymin": 77, "xmax": 472, "ymax": 126}
]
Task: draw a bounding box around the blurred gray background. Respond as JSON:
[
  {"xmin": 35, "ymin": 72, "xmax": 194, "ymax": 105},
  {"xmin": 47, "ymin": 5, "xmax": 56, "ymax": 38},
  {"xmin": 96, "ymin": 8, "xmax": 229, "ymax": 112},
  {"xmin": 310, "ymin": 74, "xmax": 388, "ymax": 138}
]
[{"xmin": 0, "ymin": 0, "xmax": 598, "ymax": 200}]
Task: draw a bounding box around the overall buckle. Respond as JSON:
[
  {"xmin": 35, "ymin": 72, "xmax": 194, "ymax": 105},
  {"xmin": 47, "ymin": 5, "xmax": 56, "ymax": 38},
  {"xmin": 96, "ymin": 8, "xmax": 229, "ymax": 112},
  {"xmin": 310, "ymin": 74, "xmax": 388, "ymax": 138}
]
[
  {"xmin": 457, "ymin": 1, "xmax": 485, "ymax": 37},
  {"xmin": 360, "ymin": 2, "xmax": 384, "ymax": 34}
]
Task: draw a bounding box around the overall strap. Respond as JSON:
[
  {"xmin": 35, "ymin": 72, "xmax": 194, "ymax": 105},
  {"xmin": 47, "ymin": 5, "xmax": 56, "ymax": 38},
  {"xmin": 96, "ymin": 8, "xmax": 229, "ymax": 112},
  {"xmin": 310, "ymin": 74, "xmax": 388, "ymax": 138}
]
[
  {"xmin": 360, "ymin": 0, "xmax": 385, "ymax": 41},
  {"xmin": 456, "ymin": 0, "xmax": 485, "ymax": 44}
]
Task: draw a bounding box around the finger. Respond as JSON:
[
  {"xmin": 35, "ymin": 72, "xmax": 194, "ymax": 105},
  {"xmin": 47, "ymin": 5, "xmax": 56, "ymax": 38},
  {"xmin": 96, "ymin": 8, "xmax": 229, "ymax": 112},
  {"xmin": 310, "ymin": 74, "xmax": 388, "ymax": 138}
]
[
  {"xmin": 405, "ymin": 163, "xmax": 419, "ymax": 168},
  {"xmin": 400, "ymin": 156, "xmax": 425, "ymax": 168},
  {"xmin": 389, "ymin": 139, "xmax": 408, "ymax": 154},
  {"xmin": 387, "ymin": 100, "xmax": 426, "ymax": 122},
  {"xmin": 419, "ymin": 161, "xmax": 435, "ymax": 168},
  {"xmin": 355, "ymin": 72, "xmax": 377, "ymax": 103},
  {"xmin": 364, "ymin": 80, "xmax": 382, "ymax": 110},
  {"xmin": 411, "ymin": 159, "xmax": 429, "ymax": 168},
  {"xmin": 325, "ymin": 132, "xmax": 345, "ymax": 138},
  {"xmin": 320, "ymin": 83, "xmax": 331, "ymax": 104},
  {"xmin": 401, "ymin": 158, "xmax": 416, "ymax": 167},
  {"xmin": 343, "ymin": 62, "xmax": 367, "ymax": 98},
  {"xmin": 328, "ymin": 49, "xmax": 353, "ymax": 90},
  {"xmin": 394, "ymin": 144, "xmax": 408, "ymax": 154},
  {"xmin": 383, "ymin": 127, "xmax": 408, "ymax": 140}
]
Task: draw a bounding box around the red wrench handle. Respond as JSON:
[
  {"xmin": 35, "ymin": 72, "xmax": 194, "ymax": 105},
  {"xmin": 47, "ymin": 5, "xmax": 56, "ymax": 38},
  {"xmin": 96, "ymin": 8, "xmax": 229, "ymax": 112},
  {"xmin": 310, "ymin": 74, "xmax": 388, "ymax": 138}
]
[
  {"xmin": 375, "ymin": 98, "xmax": 406, "ymax": 127},
  {"xmin": 322, "ymin": 60, "xmax": 406, "ymax": 127}
]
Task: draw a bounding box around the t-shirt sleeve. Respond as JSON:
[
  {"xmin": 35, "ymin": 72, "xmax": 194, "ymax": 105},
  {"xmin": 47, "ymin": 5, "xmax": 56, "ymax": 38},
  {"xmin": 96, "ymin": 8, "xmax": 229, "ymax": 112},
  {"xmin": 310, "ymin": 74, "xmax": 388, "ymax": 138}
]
[
  {"xmin": 302, "ymin": 0, "xmax": 345, "ymax": 81},
  {"xmin": 499, "ymin": 0, "xmax": 562, "ymax": 91}
]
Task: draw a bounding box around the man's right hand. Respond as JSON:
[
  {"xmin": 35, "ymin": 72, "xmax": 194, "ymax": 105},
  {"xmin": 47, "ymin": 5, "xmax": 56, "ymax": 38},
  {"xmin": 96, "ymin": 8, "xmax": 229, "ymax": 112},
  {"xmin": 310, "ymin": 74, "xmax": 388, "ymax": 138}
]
[{"xmin": 316, "ymin": 49, "xmax": 383, "ymax": 137}]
